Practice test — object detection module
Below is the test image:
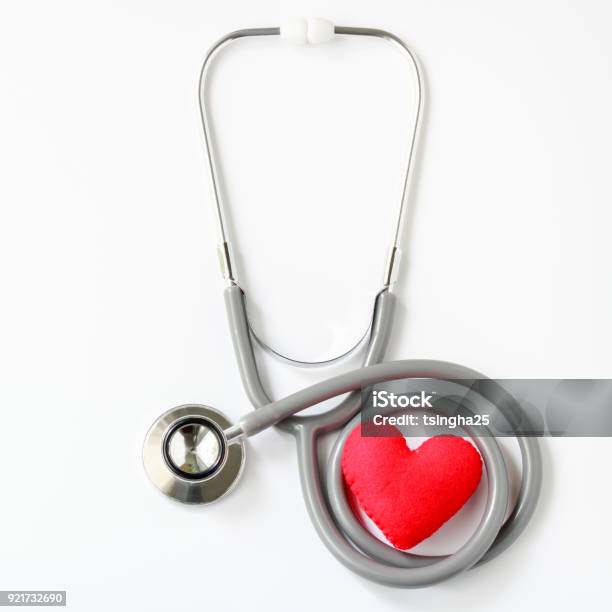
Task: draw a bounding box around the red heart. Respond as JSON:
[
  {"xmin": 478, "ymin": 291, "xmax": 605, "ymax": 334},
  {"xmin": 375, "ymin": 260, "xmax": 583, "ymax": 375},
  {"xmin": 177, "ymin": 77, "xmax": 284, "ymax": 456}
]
[{"xmin": 341, "ymin": 425, "xmax": 482, "ymax": 550}]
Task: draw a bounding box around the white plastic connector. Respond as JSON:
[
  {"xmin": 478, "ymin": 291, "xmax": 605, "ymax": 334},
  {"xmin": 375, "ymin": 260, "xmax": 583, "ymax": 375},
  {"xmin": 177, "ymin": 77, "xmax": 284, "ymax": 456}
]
[
  {"xmin": 280, "ymin": 18, "xmax": 308, "ymax": 45},
  {"xmin": 280, "ymin": 18, "xmax": 335, "ymax": 45},
  {"xmin": 306, "ymin": 18, "xmax": 335, "ymax": 44}
]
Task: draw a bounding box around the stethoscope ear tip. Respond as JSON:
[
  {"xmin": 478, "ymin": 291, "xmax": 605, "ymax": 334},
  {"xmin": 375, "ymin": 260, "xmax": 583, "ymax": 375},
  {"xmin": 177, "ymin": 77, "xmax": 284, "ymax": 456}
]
[{"xmin": 143, "ymin": 404, "xmax": 245, "ymax": 504}]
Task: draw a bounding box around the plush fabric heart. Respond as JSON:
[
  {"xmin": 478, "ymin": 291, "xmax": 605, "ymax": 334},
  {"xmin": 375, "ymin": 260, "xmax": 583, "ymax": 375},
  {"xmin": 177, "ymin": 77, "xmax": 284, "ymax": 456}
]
[{"xmin": 341, "ymin": 425, "xmax": 482, "ymax": 550}]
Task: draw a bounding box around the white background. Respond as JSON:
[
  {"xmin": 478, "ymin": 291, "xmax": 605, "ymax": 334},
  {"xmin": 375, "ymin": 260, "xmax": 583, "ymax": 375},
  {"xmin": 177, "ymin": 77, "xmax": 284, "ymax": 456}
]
[{"xmin": 1, "ymin": 1, "xmax": 611, "ymax": 610}]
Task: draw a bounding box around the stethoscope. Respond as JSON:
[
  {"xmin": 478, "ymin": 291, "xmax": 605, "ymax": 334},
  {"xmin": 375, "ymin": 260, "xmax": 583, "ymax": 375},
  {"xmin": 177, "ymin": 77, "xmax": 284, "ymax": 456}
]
[{"xmin": 143, "ymin": 19, "xmax": 542, "ymax": 587}]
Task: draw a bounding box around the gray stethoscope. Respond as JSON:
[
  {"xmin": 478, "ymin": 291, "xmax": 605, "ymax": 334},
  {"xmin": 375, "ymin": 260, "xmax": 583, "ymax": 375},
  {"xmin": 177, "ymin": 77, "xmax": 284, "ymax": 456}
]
[{"xmin": 143, "ymin": 20, "xmax": 542, "ymax": 588}]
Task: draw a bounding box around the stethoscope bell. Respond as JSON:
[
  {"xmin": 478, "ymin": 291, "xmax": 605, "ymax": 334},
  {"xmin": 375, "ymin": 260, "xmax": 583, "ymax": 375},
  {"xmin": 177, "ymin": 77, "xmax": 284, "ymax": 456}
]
[{"xmin": 143, "ymin": 404, "xmax": 245, "ymax": 504}]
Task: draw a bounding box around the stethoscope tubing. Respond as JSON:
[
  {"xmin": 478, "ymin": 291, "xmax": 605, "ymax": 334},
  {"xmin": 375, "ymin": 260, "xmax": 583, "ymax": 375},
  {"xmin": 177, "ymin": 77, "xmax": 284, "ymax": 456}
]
[
  {"xmin": 323, "ymin": 401, "xmax": 542, "ymax": 582},
  {"xmin": 297, "ymin": 422, "xmax": 509, "ymax": 587},
  {"xmin": 224, "ymin": 283, "xmax": 542, "ymax": 587},
  {"xmin": 223, "ymin": 285, "xmax": 395, "ymax": 437}
]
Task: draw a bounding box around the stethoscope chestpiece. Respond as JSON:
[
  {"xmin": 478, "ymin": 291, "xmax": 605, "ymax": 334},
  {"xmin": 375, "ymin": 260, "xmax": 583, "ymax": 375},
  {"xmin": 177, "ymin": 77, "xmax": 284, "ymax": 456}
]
[{"xmin": 143, "ymin": 404, "xmax": 245, "ymax": 504}]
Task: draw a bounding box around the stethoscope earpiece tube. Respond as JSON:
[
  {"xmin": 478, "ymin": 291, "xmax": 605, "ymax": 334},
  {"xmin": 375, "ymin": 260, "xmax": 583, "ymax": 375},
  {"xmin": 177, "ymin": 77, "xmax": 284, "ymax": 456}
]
[
  {"xmin": 199, "ymin": 24, "xmax": 422, "ymax": 293},
  {"xmin": 224, "ymin": 285, "xmax": 396, "ymax": 435}
]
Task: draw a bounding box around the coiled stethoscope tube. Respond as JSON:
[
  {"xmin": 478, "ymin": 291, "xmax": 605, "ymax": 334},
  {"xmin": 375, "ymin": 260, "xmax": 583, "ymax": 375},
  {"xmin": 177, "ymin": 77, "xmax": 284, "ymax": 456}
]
[
  {"xmin": 222, "ymin": 288, "xmax": 542, "ymax": 587},
  {"xmin": 143, "ymin": 20, "xmax": 543, "ymax": 588}
]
